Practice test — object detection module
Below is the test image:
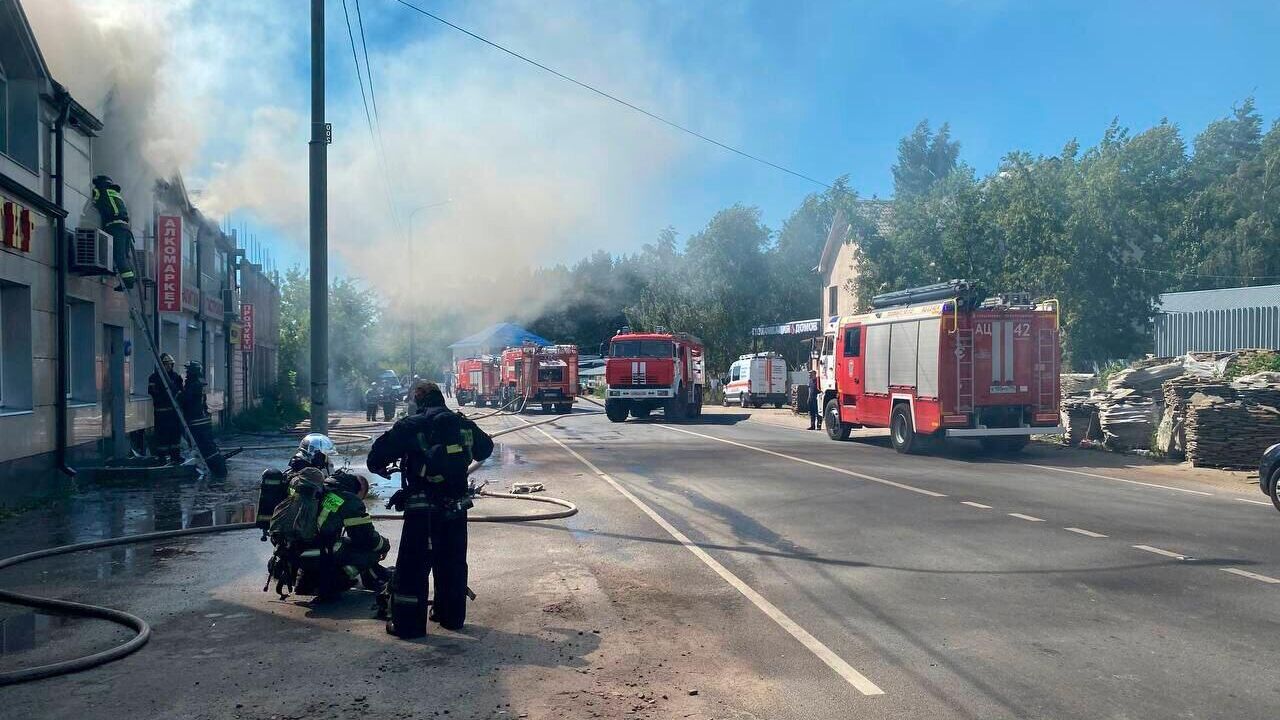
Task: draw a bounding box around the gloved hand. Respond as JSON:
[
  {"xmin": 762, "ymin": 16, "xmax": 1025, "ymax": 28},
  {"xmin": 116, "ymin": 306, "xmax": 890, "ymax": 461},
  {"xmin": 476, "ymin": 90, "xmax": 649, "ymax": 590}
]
[{"xmin": 386, "ymin": 489, "xmax": 407, "ymax": 512}]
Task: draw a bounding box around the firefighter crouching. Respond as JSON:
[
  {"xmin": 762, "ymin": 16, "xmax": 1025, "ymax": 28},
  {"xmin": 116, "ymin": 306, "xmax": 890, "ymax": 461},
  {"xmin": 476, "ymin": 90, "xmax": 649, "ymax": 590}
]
[
  {"xmin": 367, "ymin": 381, "xmax": 493, "ymax": 638},
  {"xmin": 258, "ymin": 433, "xmax": 339, "ymax": 535},
  {"xmin": 90, "ymin": 175, "xmax": 139, "ymax": 291},
  {"xmin": 179, "ymin": 361, "xmax": 227, "ymax": 477},
  {"xmin": 148, "ymin": 353, "xmax": 184, "ymax": 464},
  {"xmin": 263, "ymin": 466, "xmax": 390, "ymax": 601}
]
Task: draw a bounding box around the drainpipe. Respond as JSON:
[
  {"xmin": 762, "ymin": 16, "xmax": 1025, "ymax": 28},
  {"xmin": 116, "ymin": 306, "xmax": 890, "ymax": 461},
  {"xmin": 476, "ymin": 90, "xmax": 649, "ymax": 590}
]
[{"xmin": 53, "ymin": 89, "xmax": 76, "ymax": 477}]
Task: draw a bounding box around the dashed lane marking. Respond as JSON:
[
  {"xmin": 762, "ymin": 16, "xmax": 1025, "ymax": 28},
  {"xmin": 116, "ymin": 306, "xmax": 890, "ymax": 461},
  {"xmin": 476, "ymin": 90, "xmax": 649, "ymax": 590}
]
[
  {"xmin": 960, "ymin": 501, "xmax": 992, "ymax": 509},
  {"xmin": 1221, "ymin": 568, "xmax": 1280, "ymax": 585},
  {"xmin": 1008, "ymin": 513, "xmax": 1045, "ymax": 522},
  {"xmin": 1235, "ymin": 498, "xmax": 1272, "ymax": 506},
  {"xmin": 1009, "ymin": 462, "xmax": 1214, "ymax": 497},
  {"xmin": 1133, "ymin": 544, "xmax": 1186, "ymax": 560},
  {"xmin": 1064, "ymin": 527, "xmax": 1108, "ymax": 538},
  {"xmin": 527, "ymin": 422, "xmax": 886, "ymax": 697},
  {"xmin": 655, "ymin": 424, "xmax": 947, "ymax": 498}
]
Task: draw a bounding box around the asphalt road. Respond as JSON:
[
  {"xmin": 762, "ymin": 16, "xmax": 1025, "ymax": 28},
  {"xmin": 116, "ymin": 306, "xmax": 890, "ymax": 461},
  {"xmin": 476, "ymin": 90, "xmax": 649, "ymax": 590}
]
[
  {"xmin": 3, "ymin": 403, "xmax": 1277, "ymax": 719},
  {"xmin": 523, "ymin": 403, "xmax": 1280, "ymax": 719}
]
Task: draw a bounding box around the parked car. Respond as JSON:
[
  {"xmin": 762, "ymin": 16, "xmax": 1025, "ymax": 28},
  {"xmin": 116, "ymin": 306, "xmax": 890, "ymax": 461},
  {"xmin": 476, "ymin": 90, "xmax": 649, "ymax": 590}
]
[{"xmin": 1260, "ymin": 442, "xmax": 1280, "ymax": 512}]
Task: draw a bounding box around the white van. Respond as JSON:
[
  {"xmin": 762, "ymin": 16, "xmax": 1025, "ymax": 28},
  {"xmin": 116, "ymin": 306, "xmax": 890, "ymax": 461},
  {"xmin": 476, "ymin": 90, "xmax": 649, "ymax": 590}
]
[{"xmin": 723, "ymin": 352, "xmax": 788, "ymax": 408}]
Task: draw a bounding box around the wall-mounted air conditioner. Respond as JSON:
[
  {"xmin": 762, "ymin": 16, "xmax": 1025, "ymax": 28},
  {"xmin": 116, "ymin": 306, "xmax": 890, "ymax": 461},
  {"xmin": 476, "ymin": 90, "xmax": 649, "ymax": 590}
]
[{"xmin": 71, "ymin": 228, "xmax": 113, "ymax": 275}]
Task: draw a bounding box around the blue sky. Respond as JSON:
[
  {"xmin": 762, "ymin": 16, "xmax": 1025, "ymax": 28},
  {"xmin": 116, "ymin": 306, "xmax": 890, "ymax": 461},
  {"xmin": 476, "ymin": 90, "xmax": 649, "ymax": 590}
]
[{"xmin": 47, "ymin": 0, "xmax": 1279, "ymax": 285}]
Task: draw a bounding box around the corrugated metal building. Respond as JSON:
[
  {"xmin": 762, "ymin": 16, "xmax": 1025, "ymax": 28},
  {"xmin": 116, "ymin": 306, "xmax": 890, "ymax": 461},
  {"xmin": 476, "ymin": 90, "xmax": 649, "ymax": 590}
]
[{"xmin": 1153, "ymin": 284, "xmax": 1280, "ymax": 356}]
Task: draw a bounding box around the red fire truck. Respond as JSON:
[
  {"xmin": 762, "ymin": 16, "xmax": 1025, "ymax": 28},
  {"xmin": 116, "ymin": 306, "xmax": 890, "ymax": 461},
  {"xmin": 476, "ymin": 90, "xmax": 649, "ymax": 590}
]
[
  {"xmin": 455, "ymin": 356, "xmax": 501, "ymax": 408},
  {"xmin": 822, "ymin": 281, "xmax": 1063, "ymax": 453},
  {"xmin": 604, "ymin": 328, "xmax": 705, "ymax": 422},
  {"xmin": 500, "ymin": 344, "xmax": 580, "ymax": 413}
]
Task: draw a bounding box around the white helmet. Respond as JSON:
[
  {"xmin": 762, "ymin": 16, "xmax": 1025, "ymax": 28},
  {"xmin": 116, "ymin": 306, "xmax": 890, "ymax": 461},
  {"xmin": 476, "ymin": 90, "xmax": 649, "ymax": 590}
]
[{"xmin": 297, "ymin": 433, "xmax": 338, "ymax": 471}]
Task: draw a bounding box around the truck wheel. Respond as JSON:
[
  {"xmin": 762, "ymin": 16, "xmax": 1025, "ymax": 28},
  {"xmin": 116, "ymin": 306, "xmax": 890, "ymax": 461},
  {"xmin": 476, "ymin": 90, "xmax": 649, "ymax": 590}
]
[
  {"xmin": 605, "ymin": 399, "xmax": 629, "ymax": 423},
  {"xmin": 541, "ymin": 403, "xmax": 552, "ymax": 413},
  {"xmin": 825, "ymin": 399, "xmax": 850, "ymax": 441},
  {"xmin": 890, "ymin": 404, "xmax": 917, "ymax": 454},
  {"xmin": 629, "ymin": 406, "xmax": 651, "ymax": 419},
  {"xmin": 556, "ymin": 403, "xmax": 571, "ymax": 414},
  {"xmin": 741, "ymin": 392, "xmax": 751, "ymax": 408},
  {"xmin": 980, "ymin": 436, "xmax": 1028, "ymax": 454},
  {"xmin": 722, "ymin": 392, "xmax": 729, "ymax": 407},
  {"xmin": 1270, "ymin": 468, "xmax": 1280, "ymax": 513},
  {"xmin": 692, "ymin": 386, "xmax": 703, "ymax": 417}
]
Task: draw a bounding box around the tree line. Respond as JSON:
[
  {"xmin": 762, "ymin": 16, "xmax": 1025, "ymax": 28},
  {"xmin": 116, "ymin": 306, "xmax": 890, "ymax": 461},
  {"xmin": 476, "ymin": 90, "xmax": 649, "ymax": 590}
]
[{"xmin": 278, "ymin": 98, "xmax": 1280, "ymax": 406}]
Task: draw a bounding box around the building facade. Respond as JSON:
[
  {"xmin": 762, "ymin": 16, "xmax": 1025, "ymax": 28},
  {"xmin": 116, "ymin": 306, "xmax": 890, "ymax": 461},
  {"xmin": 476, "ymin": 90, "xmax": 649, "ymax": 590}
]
[
  {"xmin": 816, "ymin": 200, "xmax": 893, "ymax": 328},
  {"xmin": 0, "ymin": 0, "xmax": 279, "ymax": 496}
]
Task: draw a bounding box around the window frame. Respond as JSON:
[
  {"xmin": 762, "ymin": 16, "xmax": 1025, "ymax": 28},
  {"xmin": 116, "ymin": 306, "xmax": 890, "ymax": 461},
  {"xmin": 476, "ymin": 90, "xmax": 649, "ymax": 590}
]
[{"xmin": 842, "ymin": 326, "xmax": 861, "ymax": 358}]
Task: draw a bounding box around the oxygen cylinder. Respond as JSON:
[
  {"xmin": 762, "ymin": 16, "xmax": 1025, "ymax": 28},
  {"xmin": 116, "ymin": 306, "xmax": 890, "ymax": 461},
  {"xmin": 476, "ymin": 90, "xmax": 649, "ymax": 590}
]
[{"xmin": 257, "ymin": 469, "xmax": 289, "ymax": 535}]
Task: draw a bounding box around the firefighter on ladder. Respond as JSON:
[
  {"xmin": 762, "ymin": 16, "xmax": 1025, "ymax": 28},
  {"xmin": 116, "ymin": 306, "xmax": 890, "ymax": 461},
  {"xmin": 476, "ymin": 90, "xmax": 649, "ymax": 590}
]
[
  {"xmin": 90, "ymin": 175, "xmax": 139, "ymax": 291},
  {"xmin": 148, "ymin": 353, "xmax": 185, "ymax": 463}
]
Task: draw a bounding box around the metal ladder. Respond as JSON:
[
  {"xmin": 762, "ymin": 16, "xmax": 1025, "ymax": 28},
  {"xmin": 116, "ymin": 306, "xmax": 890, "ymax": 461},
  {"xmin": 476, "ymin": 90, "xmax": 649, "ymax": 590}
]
[
  {"xmin": 956, "ymin": 328, "xmax": 974, "ymax": 412},
  {"xmin": 1037, "ymin": 328, "xmax": 1057, "ymax": 411}
]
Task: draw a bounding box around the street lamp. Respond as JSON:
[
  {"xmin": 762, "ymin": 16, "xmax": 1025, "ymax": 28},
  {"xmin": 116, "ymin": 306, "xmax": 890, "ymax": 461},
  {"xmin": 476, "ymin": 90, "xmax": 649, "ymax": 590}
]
[{"xmin": 405, "ymin": 199, "xmax": 452, "ymax": 382}]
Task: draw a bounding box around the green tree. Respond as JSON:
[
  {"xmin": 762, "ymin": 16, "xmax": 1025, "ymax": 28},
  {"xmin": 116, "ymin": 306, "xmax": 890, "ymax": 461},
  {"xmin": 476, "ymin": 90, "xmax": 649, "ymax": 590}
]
[{"xmin": 892, "ymin": 120, "xmax": 961, "ymax": 198}]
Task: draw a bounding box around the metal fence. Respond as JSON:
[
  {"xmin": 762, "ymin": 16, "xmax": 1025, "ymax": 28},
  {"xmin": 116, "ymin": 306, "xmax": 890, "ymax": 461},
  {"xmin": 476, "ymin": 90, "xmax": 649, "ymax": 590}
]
[{"xmin": 1153, "ymin": 306, "xmax": 1280, "ymax": 356}]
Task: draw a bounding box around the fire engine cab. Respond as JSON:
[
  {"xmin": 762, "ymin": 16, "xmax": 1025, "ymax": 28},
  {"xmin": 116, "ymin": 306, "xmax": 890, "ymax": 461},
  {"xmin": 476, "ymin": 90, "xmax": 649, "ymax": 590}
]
[
  {"xmin": 604, "ymin": 328, "xmax": 705, "ymax": 422},
  {"xmin": 822, "ymin": 280, "xmax": 1063, "ymax": 453},
  {"xmin": 500, "ymin": 344, "xmax": 580, "ymax": 414},
  {"xmin": 455, "ymin": 356, "xmax": 501, "ymax": 408}
]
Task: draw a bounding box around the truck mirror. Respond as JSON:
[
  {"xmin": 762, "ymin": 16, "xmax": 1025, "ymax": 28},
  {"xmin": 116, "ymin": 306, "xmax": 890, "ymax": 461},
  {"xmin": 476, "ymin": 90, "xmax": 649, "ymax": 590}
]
[{"xmin": 598, "ymin": 342, "xmax": 607, "ymax": 357}]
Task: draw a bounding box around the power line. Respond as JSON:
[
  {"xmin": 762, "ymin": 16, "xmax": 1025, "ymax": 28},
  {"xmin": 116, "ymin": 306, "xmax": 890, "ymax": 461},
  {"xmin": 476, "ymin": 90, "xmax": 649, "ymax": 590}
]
[
  {"xmin": 390, "ymin": 0, "xmax": 836, "ymax": 191},
  {"xmin": 340, "ymin": 0, "xmax": 376, "ymax": 140},
  {"xmin": 354, "ymin": 0, "xmax": 381, "ymax": 128},
  {"xmin": 343, "ymin": 0, "xmax": 403, "ymax": 237}
]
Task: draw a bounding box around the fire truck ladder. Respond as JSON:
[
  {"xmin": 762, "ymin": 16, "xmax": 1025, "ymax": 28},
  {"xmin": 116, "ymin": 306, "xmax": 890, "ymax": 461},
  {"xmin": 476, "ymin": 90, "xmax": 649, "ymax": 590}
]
[
  {"xmin": 1037, "ymin": 328, "xmax": 1057, "ymax": 410},
  {"xmin": 956, "ymin": 327, "xmax": 974, "ymax": 413}
]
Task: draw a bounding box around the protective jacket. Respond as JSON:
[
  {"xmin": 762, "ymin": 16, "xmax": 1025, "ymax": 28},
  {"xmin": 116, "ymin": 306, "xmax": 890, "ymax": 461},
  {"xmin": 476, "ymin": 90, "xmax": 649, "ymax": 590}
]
[
  {"xmin": 148, "ymin": 368, "xmax": 183, "ymax": 409},
  {"xmin": 367, "ymin": 405, "xmax": 471, "ymax": 501}
]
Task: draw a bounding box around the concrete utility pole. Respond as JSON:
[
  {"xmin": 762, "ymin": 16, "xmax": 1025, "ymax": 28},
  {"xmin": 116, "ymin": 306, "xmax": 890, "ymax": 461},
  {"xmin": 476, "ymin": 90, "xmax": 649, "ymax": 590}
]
[{"xmin": 309, "ymin": 0, "xmax": 329, "ymax": 433}]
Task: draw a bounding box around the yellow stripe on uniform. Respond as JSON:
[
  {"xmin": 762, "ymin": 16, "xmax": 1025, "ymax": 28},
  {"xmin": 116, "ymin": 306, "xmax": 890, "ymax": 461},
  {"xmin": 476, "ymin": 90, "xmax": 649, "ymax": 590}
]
[
  {"xmin": 343, "ymin": 515, "xmax": 373, "ymax": 527},
  {"xmin": 446, "ymin": 444, "xmax": 464, "ymax": 454}
]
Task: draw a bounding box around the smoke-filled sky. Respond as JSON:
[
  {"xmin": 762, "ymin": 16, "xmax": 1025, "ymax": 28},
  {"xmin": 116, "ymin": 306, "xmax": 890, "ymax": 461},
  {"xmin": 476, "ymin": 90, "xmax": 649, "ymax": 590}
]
[{"xmin": 24, "ymin": 0, "xmax": 1280, "ymax": 307}]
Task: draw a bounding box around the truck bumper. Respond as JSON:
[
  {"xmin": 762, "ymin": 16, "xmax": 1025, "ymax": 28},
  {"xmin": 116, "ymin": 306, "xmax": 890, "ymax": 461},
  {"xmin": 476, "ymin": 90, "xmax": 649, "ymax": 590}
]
[
  {"xmin": 945, "ymin": 426, "xmax": 1065, "ymax": 438},
  {"xmin": 607, "ymin": 388, "xmax": 674, "ymax": 399}
]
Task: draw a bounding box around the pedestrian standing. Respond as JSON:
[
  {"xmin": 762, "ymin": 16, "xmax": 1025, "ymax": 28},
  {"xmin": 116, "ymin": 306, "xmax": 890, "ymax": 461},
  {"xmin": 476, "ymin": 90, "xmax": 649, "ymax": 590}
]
[{"xmin": 806, "ymin": 369, "xmax": 822, "ymax": 431}]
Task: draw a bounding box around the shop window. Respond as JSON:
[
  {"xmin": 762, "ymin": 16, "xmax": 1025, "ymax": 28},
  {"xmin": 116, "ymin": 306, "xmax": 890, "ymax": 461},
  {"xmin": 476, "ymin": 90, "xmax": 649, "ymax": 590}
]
[{"xmin": 0, "ymin": 282, "xmax": 33, "ymax": 410}]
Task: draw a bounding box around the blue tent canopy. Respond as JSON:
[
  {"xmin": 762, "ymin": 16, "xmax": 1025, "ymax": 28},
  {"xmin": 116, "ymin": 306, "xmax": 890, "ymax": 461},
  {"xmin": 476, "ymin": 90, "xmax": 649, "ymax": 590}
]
[{"xmin": 448, "ymin": 322, "xmax": 550, "ymax": 355}]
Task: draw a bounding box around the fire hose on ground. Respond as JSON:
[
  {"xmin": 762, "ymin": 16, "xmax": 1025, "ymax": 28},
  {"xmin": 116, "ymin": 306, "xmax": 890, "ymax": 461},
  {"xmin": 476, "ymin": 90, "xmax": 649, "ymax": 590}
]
[{"xmin": 0, "ymin": 410, "xmax": 599, "ymax": 687}]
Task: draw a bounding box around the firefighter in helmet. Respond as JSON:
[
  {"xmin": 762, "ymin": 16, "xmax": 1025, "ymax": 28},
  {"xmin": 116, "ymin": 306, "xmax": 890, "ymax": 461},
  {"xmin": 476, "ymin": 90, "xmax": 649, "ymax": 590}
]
[
  {"xmin": 179, "ymin": 361, "xmax": 227, "ymax": 477},
  {"xmin": 90, "ymin": 175, "xmax": 139, "ymax": 291},
  {"xmin": 366, "ymin": 381, "xmax": 492, "ymax": 637},
  {"xmin": 148, "ymin": 353, "xmax": 185, "ymax": 463}
]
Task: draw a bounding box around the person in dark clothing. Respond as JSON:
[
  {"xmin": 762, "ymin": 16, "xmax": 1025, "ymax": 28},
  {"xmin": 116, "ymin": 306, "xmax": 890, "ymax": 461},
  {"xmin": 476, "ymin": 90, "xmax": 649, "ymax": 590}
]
[
  {"xmin": 806, "ymin": 369, "xmax": 822, "ymax": 431},
  {"xmin": 148, "ymin": 353, "xmax": 184, "ymax": 463},
  {"xmin": 380, "ymin": 383, "xmax": 398, "ymax": 422},
  {"xmin": 90, "ymin": 175, "xmax": 139, "ymax": 291},
  {"xmin": 179, "ymin": 361, "xmax": 227, "ymax": 477},
  {"xmin": 364, "ymin": 383, "xmax": 380, "ymax": 422},
  {"xmin": 366, "ymin": 381, "xmax": 487, "ymax": 638}
]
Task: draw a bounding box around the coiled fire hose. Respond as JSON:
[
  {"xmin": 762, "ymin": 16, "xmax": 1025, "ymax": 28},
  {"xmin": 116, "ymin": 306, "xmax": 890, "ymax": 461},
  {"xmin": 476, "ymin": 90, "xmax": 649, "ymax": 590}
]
[{"xmin": 0, "ymin": 410, "xmax": 598, "ymax": 686}]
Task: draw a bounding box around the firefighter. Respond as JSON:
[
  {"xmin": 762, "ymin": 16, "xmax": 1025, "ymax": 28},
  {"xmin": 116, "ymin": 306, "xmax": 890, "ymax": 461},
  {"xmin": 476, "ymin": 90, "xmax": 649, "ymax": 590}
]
[
  {"xmin": 367, "ymin": 381, "xmax": 486, "ymax": 638},
  {"xmin": 381, "ymin": 383, "xmax": 398, "ymax": 422},
  {"xmin": 148, "ymin": 353, "xmax": 184, "ymax": 463},
  {"xmin": 179, "ymin": 361, "xmax": 227, "ymax": 477},
  {"xmin": 90, "ymin": 175, "xmax": 139, "ymax": 291},
  {"xmin": 257, "ymin": 433, "xmax": 339, "ymax": 535},
  {"xmin": 364, "ymin": 383, "xmax": 380, "ymax": 422}
]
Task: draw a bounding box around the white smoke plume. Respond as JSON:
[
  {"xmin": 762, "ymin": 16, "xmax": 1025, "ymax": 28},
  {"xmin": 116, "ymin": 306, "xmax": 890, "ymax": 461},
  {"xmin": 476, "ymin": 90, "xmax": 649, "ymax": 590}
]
[{"xmin": 26, "ymin": 0, "xmax": 739, "ymax": 329}]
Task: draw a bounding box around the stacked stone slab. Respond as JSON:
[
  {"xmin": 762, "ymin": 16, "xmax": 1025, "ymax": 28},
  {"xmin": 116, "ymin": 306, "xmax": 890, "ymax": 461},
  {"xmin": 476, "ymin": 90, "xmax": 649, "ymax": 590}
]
[{"xmin": 1183, "ymin": 383, "xmax": 1280, "ymax": 468}]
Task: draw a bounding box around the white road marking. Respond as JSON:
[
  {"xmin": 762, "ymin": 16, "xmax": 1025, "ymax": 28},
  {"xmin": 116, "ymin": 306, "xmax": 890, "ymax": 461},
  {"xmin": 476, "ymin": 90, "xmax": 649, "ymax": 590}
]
[
  {"xmin": 1007, "ymin": 513, "xmax": 1045, "ymax": 522},
  {"xmin": 960, "ymin": 501, "xmax": 992, "ymax": 509},
  {"xmin": 1010, "ymin": 462, "xmax": 1214, "ymax": 497},
  {"xmin": 1221, "ymin": 568, "xmax": 1280, "ymax": 585},
  {"xmin": 1235, "ymin": 498, "xmax": 1272, "ymax": 506},
  {"xmin": 1133, "ymin": 544, "xmax": 1186, "ymax": 560},
  {"xmin": 528, "ymin": 422, "xmax": 886, "ymax": 697},
  {"xmin": 1064, "ymin": 527, "xmax": 1108, "ymax": 538},
  {"xmin": 656, "ymin": 424, "xmax": 947, "ymax": 498}
]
